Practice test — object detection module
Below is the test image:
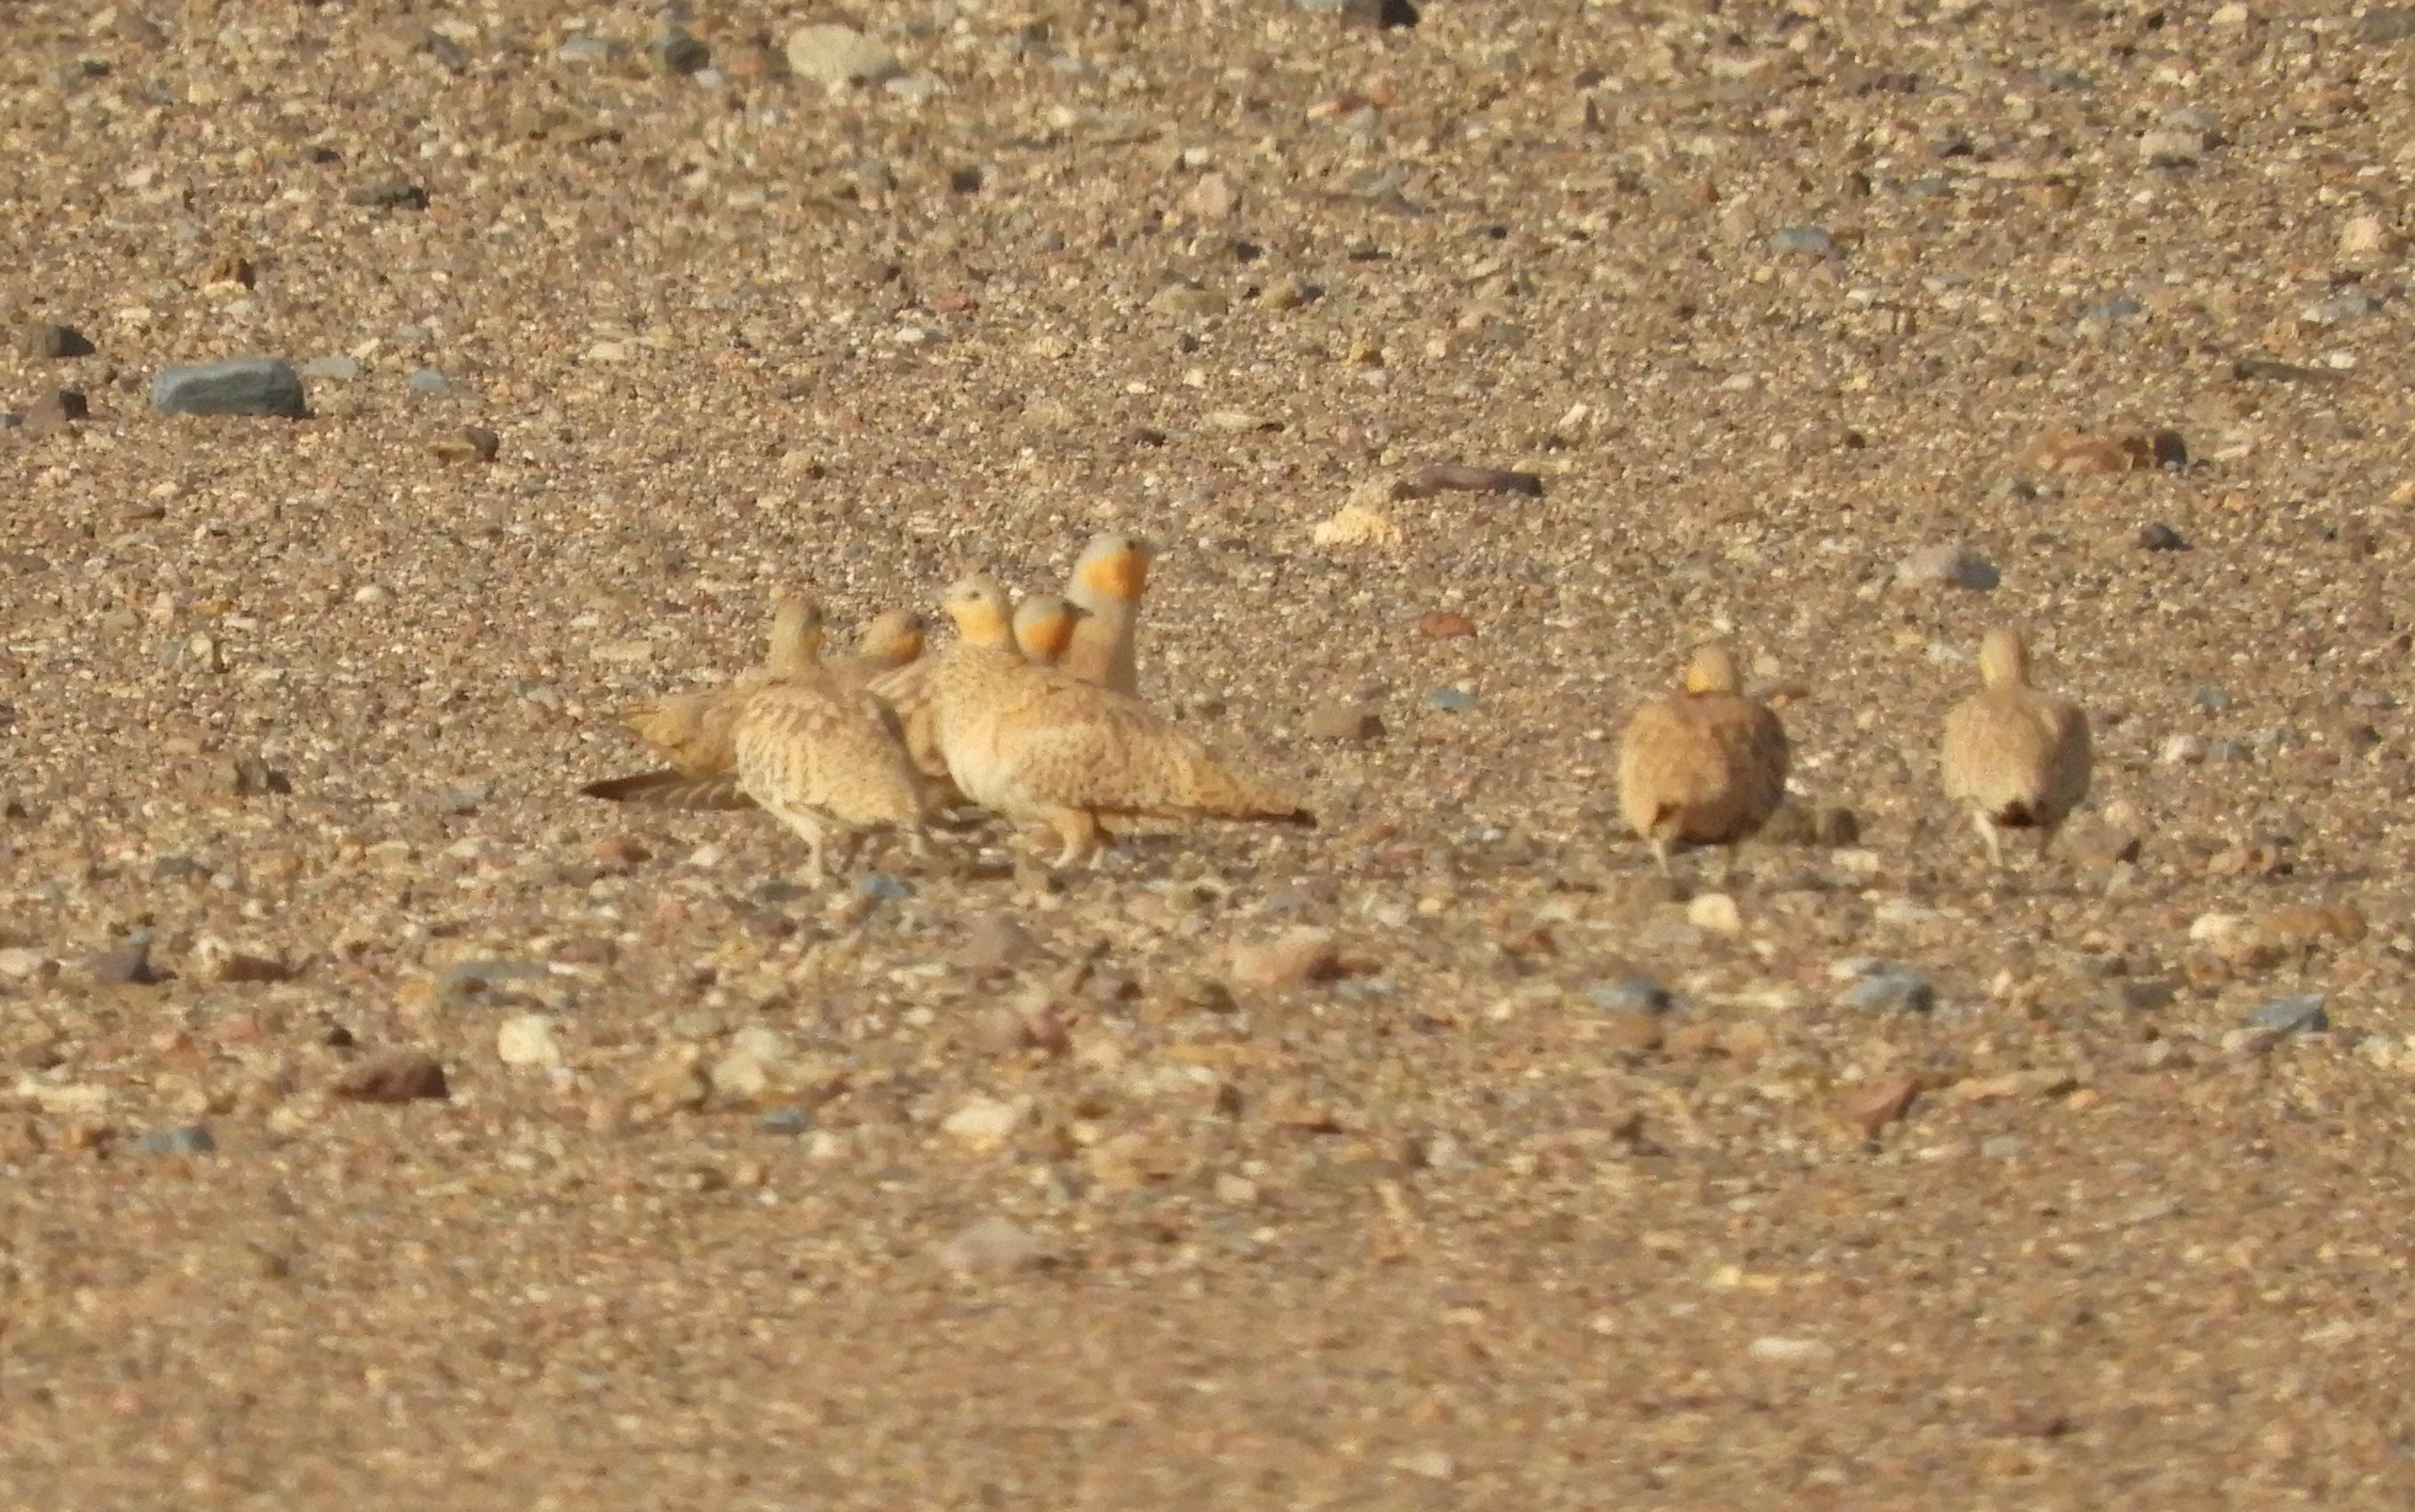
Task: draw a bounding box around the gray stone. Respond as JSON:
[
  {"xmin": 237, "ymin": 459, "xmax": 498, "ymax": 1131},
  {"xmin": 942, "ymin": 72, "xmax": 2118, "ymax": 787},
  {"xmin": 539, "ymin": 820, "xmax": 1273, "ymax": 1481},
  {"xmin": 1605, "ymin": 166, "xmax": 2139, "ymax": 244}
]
[
  {"xmin": 2363, "ymin": 7, "xmax": 2415, "ymax": 42},
  {"xmin": 405, "ymin": 367, "xmax": 451, "ymax": 395},
  {"xmin": 650, "ymin": 25, "xmax": 710, "ymax": 75},
  {"xmin": 20, "ymin": 322, "xmax": 93, "ymax": 359},
  {"xmin": 2087, "ymin": 294, "xmax": 2146, "ymax": 322},
  {"xmin": 149, "ymin": 358, "xmax": 307, "ymax": 418},
  {"xmin": 2244, "ymin": 994, "xmax": 2327, "ymax": 1036},
  {"xmin": 555, "ymin": 35, "xmax": 623, "ymax": 66},
  {"xmin": 2205, "ymin": 739, "xmax": 2250, "ymax": 764},
  {"xmin": 84, "ymin": 941, "xmax": 163, "ymax": 986},
  {"xmin": 785, "ymin": 24, "xmax": 902, "ymax": 85},
  {"xmin": 1586, "ymin": 976, "xmax": 1673, "ymax": 1015},
  {"xmin": 1769, "ymin": 226, "xmax": 1837, "ymax": 259},
  {"xmin": 856, "ymin": 871, "xmax": 913, "ymax": 902},
  {"xmin": 346, "ymin": 179, "xmax": 429, "ymax": 211},
  {"xmin": 1426, "ymin": 687, "xmax": 1478, "ymax": 712},
  {"xmin": 139, "ymin": 1124, "xmax": 215, "ymax": 1156},
  {"xmin": 937, "ymin": 1215, "xmax": 1053, "ymax": 1274},
  {"xmin": 301, "ymin": 355, "xmax": 363, "ymax": 381},
  {"xmin": 1895, "ymin": 544, "xmax": 1998, "ymax": 591},
  {"xmin": 2304, "ymin": 288, "xmax": 2381, "ymax": 326},
  {"xmin": 757, "ymin": 1107, "xmax": 812, "ymax": 1135},
  {"xmin": 2139, "ymin": 128, "xmax": 2204, "ymax": 167},
  {"xmin": 2137, "ymin": 521, "xmax": 2188, "ymax": 551},
  {"xmin": 1838, "ymin": 969, "xmax": 1934, "ymax": 1015}
]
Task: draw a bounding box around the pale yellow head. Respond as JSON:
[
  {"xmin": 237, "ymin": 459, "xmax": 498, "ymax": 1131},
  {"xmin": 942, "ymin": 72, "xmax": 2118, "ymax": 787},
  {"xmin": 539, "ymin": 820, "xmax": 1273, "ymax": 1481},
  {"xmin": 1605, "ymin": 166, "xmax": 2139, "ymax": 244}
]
[
  {"xmin": 1978, "ymin": 626, "xmax": 2032, "ymax": 689},
  {"xmin": 767, "ymin": 594, "xmax": 826, "ymax": 672},
  {"xmin": 854, "ymin": 608, "xmax": 925, "ymax": 667},
  {"xmin": 1682, "ymin": 643, "xmax": 1742, "ymax": 696},
  {"xmin": 939, "ymin": 575, "xmax": 1016, "ymax": 648},
  {"xmin": 1071, "ymin": 530, "xmax": 1155, "ymax": 605},
  {"xmin": 1012, "ymin": 593, "xmax": 1084, "ymax": 664}
]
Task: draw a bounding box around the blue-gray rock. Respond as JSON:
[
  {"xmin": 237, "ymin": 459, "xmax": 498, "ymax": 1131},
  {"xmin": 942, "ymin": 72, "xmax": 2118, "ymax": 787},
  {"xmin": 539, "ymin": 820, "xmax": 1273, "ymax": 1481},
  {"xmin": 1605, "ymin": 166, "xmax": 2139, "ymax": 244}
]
[
  {"xmin": 1427, "ymin": 687, "xmax": 1478, "ymax": 712},
  {"xmin": 2244, "ymin": 995, "xmax": 2327, "ymax": 1036},
  {"xmin": 857, "ymin": 871, "xmax": 913, "ymax": 901},
  {"xmin": 2190, "ymin": 687, "xmax": 2231, "ymax": 712},
  {"xmin": 139, "ymin": 1124, "xmax": 216, "ymax": 1156},
  {"xmin": 2305, "ymin": 288, "xmax": 2381, "ymax": 326},
  {"xmin": 405, "ymin": 367, "xmax": 451, "ymax": 395},
  {"xmin": 84, "ymin": 940, "xmax": 163, "ymax": 986},
  {"xmin": 301, "ymin": 355, "xmax": 363, "ymax": 381},
  {"xmin": 1839, "ymin": 971, "xmax": 1934, "ymax": 1014},
  {"xmin": 2206, "ymin": 739, "xmax": 2250, "ymax": 764},
  {"xmin": 1905, "ymin": 176, "xmax": 1954, "ymax": 198},
  {"xmin": 2086, "ymin": 294, "xmax": 2145, "ymax": 322},
  {"xmin": 0, "ymin": 412, "xmax": 19, "ymax": 429},
  {"xmin": 1587, "ymin": 976, "xmax": 1673, "ymax": 1015},
  {"xmin": 1769, "ymin": 226, "xmax": 1838, "ymax": 259},
  {"xmin": 650, "ymin": 25, "xmax": 710, "ymax": 74},
  {"xmin": 1895, "ymin": 543, "xmax": 1999, "ymax": 591},
  {"xmin": 2138, "ymin": 521, "xmax": 2188, "ymax": 551},
  {"xmin": 150, "ymin": 358, "xmax": 308, "ymax": 418},
  {"xmin": 757, "ymin": 1106, "xmax": 812, "ymax": 1134},
  {"xmin": 555, "ymin": 34, "xmax": 624, "ymax": 66},
  {"xmin": 346, "ymin": 179, "xmax": 429, "ymax": 211}
]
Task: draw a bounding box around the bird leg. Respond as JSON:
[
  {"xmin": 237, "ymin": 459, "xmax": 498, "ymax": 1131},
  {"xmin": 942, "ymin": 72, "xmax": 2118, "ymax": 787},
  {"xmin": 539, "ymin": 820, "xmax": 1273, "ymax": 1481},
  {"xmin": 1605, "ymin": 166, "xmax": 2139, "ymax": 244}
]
[
  {"xmin": 1040, "ymin": 806, "xmax": 1101, "ymax": 870},
  {"xmin": 1647, "ymin": 832, "xmax": 1676, "ymax": 879},
  {"xmin": 1971, "ymin": 808, "xmax": 2005, "ymax": 870}
]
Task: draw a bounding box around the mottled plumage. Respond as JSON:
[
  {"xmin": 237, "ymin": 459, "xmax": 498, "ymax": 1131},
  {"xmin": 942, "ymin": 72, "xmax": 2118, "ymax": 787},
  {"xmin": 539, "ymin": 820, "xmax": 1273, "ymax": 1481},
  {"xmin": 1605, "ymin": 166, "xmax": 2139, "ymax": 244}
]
[
  {"xmin": 1941, "ymin": 627, "xmax": 2092, "ymax": 867},
  {"xmin": 729, "ymin": 680, "xmax": 929, "ymax": 884},
  {"xmin": 1616, "ymin": 644, "xmax": 1790, "ymax": 877},
  {"xmin": 919, "ymin": 576, "xmax": 1311, "ymax": 866},
  {"xmin": 821, "ymin": 608, "xmax": 925, "ymax": 693},
  {"xmin": 1060, "ymin": 531, "xmax": 1152, "ymax": 697},
  {"xmin": 614, "ymin": 594, "xmax": 822, "ymax": 778},
  {"xmin": 867, "ymin": 577, "xmax": 1020, "ymax": 802}
]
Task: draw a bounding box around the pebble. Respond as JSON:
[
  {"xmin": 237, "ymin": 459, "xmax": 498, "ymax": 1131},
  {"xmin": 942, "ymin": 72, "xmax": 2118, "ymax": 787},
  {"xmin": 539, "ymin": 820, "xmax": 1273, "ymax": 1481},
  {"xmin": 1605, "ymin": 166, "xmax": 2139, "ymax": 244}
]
[
  {"xmin": 649, "ymin": 24, "xmax": 710, "ymax": 75},
  {"xmin": 957, "ymin": 913, "xmax": 1037, "ymax": 972},
  {"xmin": 1313, "ymin": 704, "xmax": 1391, "ymax": 738},
  {"xmin": 23, "ymin": 388, "xmax": 89, "ymax": 430},
  {"xmin": 345, "ymin": 179, "xmax": 429, "ymax": 211},
  {"xmin": 139, "ymin": 1124, "xmax": 215, "ymax": 1156},
  {"xmin": 1228, "ymin": 927, "xmax": 1342, "ymax": 991},
  {"xmin": 2161, "ymin": 733, "xmax": 2208, "ymax": 765},
  {"xmin": 1894, "ymin": 544, "xmax": 1999, "ymax": 591},
  {"xmin": 942, "ymin": 1094, "xmax": 1029, "ymax": 1150},
  {"xmin": 937, "ymin": 1215, "xmax": 1052, "ymax": 1274},
  {"xmin": 856, "ymin": 871, "xmax": 913, "ymax": 902},
  {"xmin": 188, "ymin": 937, "xmax": 288, "ymax": 985},
  {"xmin": 2303, "ymin": 288, "xmax": 2381, "ymax": 327},
  {"xmin": 1147, "ymin": 283, "xmax": 1230, "ymax": 319},
  {"xmin": 1981, "ymin": 1134, "xmax": 2027, "ymax": 1161},
  {"xmin": 496, "ymin": 1014, "xmax": 563, "ymax": 1069},
  {"xmin": 2244, "ymin": 994, "xmax": 2327, "ymax": 1037},
  {"xmin": 785, "ymin": 24, "xmax": 903, "ymax": 85},
  {"xmin": 19, "ymin": 322, "xmax": 93, "ymax": 359},
  {"xmin": 2339, "ymin": 214, "xmax": 2395, "ymax": 257},
  {"xmin": 1398, "ymin": 462, "xmax": 1544, "ymax": 498},
  {"xmin": 1768, "ymin": 226, "xmax": 1838, "ymax": 259},
  {"xmin": 555, "ymin": 35, "xmax": 622, "ymax": 67},
  {"xmin": 2139, "ymin": 127, "xmax": 2204, "ymax": 167},
  {"xmin": 1426, "ymin": 687, "xmax": 1478, "ymax": 712},
  {"xmin": 84, "ymin": 941, "xmax": 163, "ymax": 987},
  {"xmin": 1747, "ymin": 1336, "xmax": 1837, "ymax": 1364},
  {"xmin": 2137, "ymin": 522, "xmax": 2188, "ymax": 551},
  {"xmin": 1837, "ymin": 969, "xmax": 1934, "ymax": 1015},
  {"xmin": 150, "ymin": 358, "xmax": 307, "ymax": 418},
  {"xmin": 2364, "ymin": 7, "xmax": 2415, "ymax": 41},
  {"xmin": 1839, "ymin": 1074, "xmax": 1917, "ymax": 1137},
  {"xmin": 0, "ymin": 948, "xmax": 58, "ymax": 984},
  {"xmin": 1686, "ymin": 892, "xmax": 1742, "ymax": 935},
  {"xmin": 757, "ymin": 1107, "xmax": 812, "ymax": 1134},
  {"xmin": 431, "ymin": 426, "xmax": 500, "ymax": 465},
  {"xmin": 1312, "ymin": 501, "xmax": 1401, "ymax": 548},
  {"xmin": 404, "ymin": 367, "xmax": 451, "ymax": 395},
  {"xmin": 301, "ymin": 355, "xmax": 363, "ymax": 381},
  {"xmin": 2189, "ymin": 687, "xmax": 2231, "ymax": 712},
  {"xmin": 1417, "ymin": 611, "xmax": 1477, "ymax": 639},
  {"xmin": 1586, "ymin": 975, "xmax": 1672, "ymax": 1015},
  {"xmin": 335, "ymin": 1049, "xmax": 450, "ymax": 1103}
]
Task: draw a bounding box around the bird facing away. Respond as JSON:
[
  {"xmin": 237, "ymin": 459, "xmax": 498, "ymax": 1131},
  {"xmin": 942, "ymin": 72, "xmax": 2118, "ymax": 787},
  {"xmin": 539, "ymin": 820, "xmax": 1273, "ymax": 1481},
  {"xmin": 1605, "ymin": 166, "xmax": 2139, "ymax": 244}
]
[
  {"xmin": 1012, "ymin": 593, "xmax": 1085, "ymax": 666},
  {"xmin": 1941, "ymin": 626, "xmax": 2092, "ymax": 868},
  {"xmin": 1059, "ymin": 530, "xmax": 1154, "ymax": 697},
  {"xmin": 729, "ymin": 678, "xmax": 930, "ymax": 886},
  {"xmin": 1616, "ymin": 644, "xmax": 1791, "ymax": 878},
  {"xmin": 916, "ymin": 575, "xmax": 1312, "ymax": 867},
  {"xmin": 821, "ymin": 608, "xmax": 926, "ymax": 693},
  {"xmin": 582, "ymin": 594, "xmax": 825, "ymax": 806}
]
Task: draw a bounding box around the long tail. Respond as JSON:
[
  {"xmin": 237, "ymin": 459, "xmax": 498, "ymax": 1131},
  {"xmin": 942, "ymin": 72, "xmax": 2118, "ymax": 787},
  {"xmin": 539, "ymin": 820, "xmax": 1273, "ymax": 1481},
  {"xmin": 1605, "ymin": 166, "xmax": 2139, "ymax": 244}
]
[
  {"xmin": 1163, "ymin": 755, "xmax": 1317, "ymax": 828},
  {"xmin": 578, "ymin": 769, "xmax": 755, "ymax": 810}
]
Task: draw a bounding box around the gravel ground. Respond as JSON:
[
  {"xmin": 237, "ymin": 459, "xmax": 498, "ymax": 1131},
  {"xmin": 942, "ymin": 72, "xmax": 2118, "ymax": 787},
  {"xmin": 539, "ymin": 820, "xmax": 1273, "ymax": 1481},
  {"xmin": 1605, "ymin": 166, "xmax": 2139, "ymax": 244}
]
[{"xmin": 6, "ymin": 0, "xmax": 2415, "ymax": 1504}]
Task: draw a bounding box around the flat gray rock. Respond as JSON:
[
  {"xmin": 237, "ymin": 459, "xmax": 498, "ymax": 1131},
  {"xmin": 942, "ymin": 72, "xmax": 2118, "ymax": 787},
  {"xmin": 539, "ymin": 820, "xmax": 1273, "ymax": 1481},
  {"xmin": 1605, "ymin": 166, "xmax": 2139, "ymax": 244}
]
[{"xmin": 150, "ymin": 358, "xmax": 307, "ymax": 418}]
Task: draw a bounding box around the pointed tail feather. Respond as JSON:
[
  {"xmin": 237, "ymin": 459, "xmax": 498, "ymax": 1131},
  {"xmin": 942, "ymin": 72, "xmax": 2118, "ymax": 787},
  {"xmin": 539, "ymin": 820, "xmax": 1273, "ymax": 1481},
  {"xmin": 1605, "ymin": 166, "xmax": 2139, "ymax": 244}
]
[{"xmin": 578, "ymin": 769, "xmax": 756, "ymax": 810}]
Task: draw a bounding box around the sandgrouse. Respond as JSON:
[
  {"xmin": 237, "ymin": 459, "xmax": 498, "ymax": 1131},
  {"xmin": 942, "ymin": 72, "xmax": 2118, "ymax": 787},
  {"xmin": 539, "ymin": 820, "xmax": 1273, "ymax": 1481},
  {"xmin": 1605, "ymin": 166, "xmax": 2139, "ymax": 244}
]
[
  {"xmin": 1940, "ymin": 626, "xmax": 2092, "ymax": 868},
  {"xmin": 1616, "ymin": 644, "xmax": 1790, "ymax": 878}
]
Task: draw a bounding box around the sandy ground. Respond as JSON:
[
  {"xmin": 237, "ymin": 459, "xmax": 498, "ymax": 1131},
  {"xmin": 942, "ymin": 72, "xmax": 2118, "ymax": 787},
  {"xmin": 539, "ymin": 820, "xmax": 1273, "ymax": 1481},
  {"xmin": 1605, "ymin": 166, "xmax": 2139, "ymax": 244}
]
[{"xmin": 6, "ymin": 0, "xmax": 2415, "ymax": 1505}]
